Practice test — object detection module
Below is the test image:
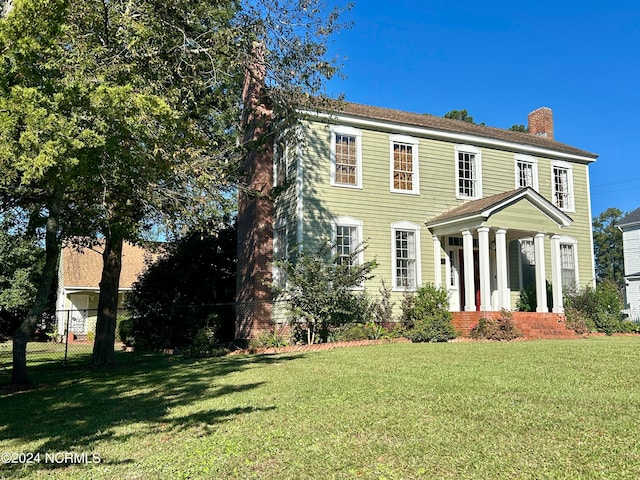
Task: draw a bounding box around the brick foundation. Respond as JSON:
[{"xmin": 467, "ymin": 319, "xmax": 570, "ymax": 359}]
[{"xmin": 452, "ymin": 311, "xmax": 581, "ymax": 339}]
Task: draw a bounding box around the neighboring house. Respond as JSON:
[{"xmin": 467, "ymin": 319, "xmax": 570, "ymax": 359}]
[
  {"xmin": 56, "ymin": 241, "xmax": 156, "ymax": 336},
  {"xmin": 236, "ymin": 98, "xmax": 598, "ymax": 339},
  {"xmin": 618, "ymin": 208, "xmax": 640, "ymax": 321}
]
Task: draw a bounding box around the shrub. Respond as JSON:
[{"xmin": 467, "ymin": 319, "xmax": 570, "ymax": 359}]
[
  {"xmin": 470, "ymin": 310, "xmax": 522, "ymax": 341},
  {"xmin": 249, "ymin": 329, "xmax": 290, "ymax": 349},
  {"xmin": 564, "ymin": 279, "xmax": 628, "ymax": 335},
  {"xmin": 277, "ymin": 242, "xmax": 377, "ymax": 344},
  {"xmin": 372, "ymin": 280, "xmax": 395, "ymax": 324},
  {"xmin": 182, "ymin": 327, "xmax": 227, "ymax": 358},
  {"xmin": 404, "ymin": 311, "xmax": 456, "ymax": 343},
  {"xmin": 564, "ymin": 307, "xmax": 593, "ymax": 334},
  {"xmin": 328, "ymin": 322, "xmax": 389, "ymax": 342}
]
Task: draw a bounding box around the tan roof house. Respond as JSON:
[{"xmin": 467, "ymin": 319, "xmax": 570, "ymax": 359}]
[{"xmin": 56, "ymin": 241, "xmax": 156, "ymax": 336}]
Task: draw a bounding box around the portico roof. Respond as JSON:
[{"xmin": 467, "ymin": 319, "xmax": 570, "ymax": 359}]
[{"xmin": 425, "ymin": 187, "xmax": 573, "ymax": 235}]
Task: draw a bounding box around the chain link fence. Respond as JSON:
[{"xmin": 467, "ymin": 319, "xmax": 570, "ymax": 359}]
[{"xmin": 0, "ymin": 300, "xmax": 293, "ymax": 376}]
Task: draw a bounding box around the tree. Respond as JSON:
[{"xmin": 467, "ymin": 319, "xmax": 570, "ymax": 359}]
[
  {"xmin": 444, "ymin": 109, "xmax": 475, "ymax": 123},
  {"xmin": 277, "ymin": 243, "xmax": 377, "ymax": 344},
  {"xmin": 593, "ymin": 207, "xmax": 625, "ymax": 290},
  {"xmin": 125, "ymin": 223, "xmax": 237, "ymax": 350},
  {"xmin": 509, "ymin": 124, "xmax": 528, "ymax": 132},
  {"xmin": 0, "ymin": 213, "xmax": 45, "ymax": 340},
  {"xmin": 1, "ymin": 0, "xmax": 351, "ymax": 380}
]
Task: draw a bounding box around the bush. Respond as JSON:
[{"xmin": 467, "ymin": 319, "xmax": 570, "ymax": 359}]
[
  {"xmin": 564, "ymin": 307, "xmax": 593, "ymax": 334},
  {"xmin": 182, "ymin": 327, "xmax": 227, "ymax": 358},
  {"xmin": 328, "ymin": 322, "xmax": 389, "ymax": 342},
  {"xmin": 564, "ymin": 279, "xmax": 628, "ymax": 335},
  {"xmin": 403, "ymin": 311, "xmax": 456, "ymax": 343},
  {"xmin": 249, "ymin": 329, "xmax": 290, "ymax": 349},
  {"xmin": 470, "ymin": 310, "xmax": 522, "ymax": 341}
]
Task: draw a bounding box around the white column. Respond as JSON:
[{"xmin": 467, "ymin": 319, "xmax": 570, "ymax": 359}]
[
  {"xmin": 462, "ymin": 229, "xmax": 476, "ymax": 312},
  {"xmin": 478, "ymin": 227, "xmax": 491, "ymax": 311},
  {"xmin": 550, "ymin": 235, "xmax": 564, "ymax": 313},
  {"xmin": 534, "ymin": 233, "xmax": 548, "ymax": 313},
  {"xmin": 433, "ymin": 235, "xmax": 442, "ymax": 288},
  {"xmin": 495, "ymin": 229, "xmax": 509, "ymax": 310}
]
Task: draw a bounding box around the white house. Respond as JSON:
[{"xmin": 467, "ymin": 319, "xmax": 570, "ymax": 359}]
[{"xmin": 618, "ymin": 208, "xmax": 640, "ymax": 321}]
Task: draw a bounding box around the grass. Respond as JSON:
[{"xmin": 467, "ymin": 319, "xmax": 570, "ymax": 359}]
[{"xmin": 1, "ymin": 337, "xmax": 639, "ymax": 479}]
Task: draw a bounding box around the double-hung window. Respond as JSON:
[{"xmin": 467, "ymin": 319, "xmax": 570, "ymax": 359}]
[
  {"xmin": 390, "ymin": 135, "xmax": 419, "ymax": 194},
  {"xmin": 515, "ymin": 154, "xmax": 538, "ymax": 190},
  {"xmin": 273, "ymin": 223, "xmax": 288, "ymax": 288},
  {"xmin": 552, "ymin": 162, "xmax": 574, "ymax": 212},
  {"xmin": 332, "ymin": 217, "xmax": 363, "ymax": 268},
  {"xmin": 331, "ymin": 126, "xmax": 362, "ymax": 188},
  {"xmin": 392, "ymin": 221, "xmax": 421, "ymax": 290},
  {"xmin": 559, "ymin": 240, "xmax": 578, "ymax": 289},
  {"xmin": 455, "ymin": 145, "xmax": 482, "ymax": 199}
]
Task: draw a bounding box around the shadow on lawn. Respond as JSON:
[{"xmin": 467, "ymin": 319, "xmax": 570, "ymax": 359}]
[{"xmin": 0, "ymin": 351, "xmax": 302, "ymax": 474}]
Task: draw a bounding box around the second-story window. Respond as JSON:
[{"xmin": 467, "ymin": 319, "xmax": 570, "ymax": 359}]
[
  {"xmin": 515, "ymin": 154, "xmax": 538, "ymax": 190},
  {"xmin": 552, "ymin": 162, "xmax": 574, "ymax": 212},
  {"xmin": 455, "ymin": 145, "xmax": 482, "ymax": 200},
  {"xmin": 331, "ymin": 126, "xmax": 362, "ymax": 188},
  {"xmin": 390, "ymin": 135, "xmax": 419, "ymax": 194}
]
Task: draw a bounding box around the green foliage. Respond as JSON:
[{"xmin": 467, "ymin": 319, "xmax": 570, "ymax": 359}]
[
  {"xmin": 328, "ymin": 322, "xmax": 389, "ymax": 342},
  {"xmin": 444, "ymin": 109, "xmax": 475, "ymax": 123},
  {"xmin": 470, "ymin": 310, "xmax": 523, "ymax": 341},
  {"xmin": 248, "ymin": 329, "xmax": 290, "ymax": 349},
  {"xmin": 508, "ymin": 124, "xmax": 528, "ymax": 132},
  {"xmin": 400, "ymin": 284, "xmax": 456, "ymax": 342},
  {"xmin": 277, "ymin": 242, "xmax": 377, "ymax": 344},
  {"xmin": 0, "ymin": 214, "xmax": 45, "ymax": 339},
  {"xmin": 182, "ymin": 327, "xmax": 228, "ymax": 358},
  {"xmin": 126, "ymin": 224, "xmax": 237, "ymax": 350},
  {"xmin": 564, "ymin": 307, "xmax": 593, "ymax": 334},
  {"xmin": 372, "ymin": 279, "xmax": 395, "ymax": 324},
  {"xmin": 564, "ymin": 279, "xmax": 633, "ymax": 335},
  {"xmin": 593, "ymin": 208, "xmax": 625, "ymax": 290},
  {"xmin": 515, "ymin": 281, "xmax": 553, "ymax": 312}
]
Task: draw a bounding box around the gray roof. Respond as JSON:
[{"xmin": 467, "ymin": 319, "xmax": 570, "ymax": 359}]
[
  {"xmin": 619, "ymin": 207, "xmax": 640, "ymax": 227},
  {"xmin": 324, "ymin": 100, "xmax": 598, "ymax": 161}
]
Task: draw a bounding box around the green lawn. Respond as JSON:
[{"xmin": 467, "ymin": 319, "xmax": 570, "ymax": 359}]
[{"xmin": 1, "ymin": 337, "xmax": 639, "ymax": 479}]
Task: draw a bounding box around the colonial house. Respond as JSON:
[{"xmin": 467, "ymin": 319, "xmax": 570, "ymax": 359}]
[
  {"xmin": 56, "ymin": 241, "xmax": 155, "ymax": 337},
  {"xmin": 618, "ymin": 208, "xmax": 640, "ymax": 321},
  {"xmin": 236, "ymin": 99, "xmax": 598, "ymax": 339}
]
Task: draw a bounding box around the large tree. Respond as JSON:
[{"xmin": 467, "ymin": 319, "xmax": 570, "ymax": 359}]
[
  {"xmin": 1, "ymin": 0, "xmax": 351, "ymax": 381},
  {"xmin": 593, "ymin": 207, "xmax": 625, "ymax": 290}
]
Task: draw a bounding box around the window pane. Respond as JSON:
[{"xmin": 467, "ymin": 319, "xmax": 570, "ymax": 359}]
[
  {"xmin": 335, "ymin": 134, "xmax": 357, "ymax": 185},
  {"xmin": 560, "ymin": 244, "xmax": 575, "ymax": 288},
  {"xmin": 518, "ymin": 161, "xmax": 534, "ymax": 188},
  {"xmin": 554, "ymin": 167, "xmax": 570, "ymax": 209},
  {"xmin": 336, "ymin": 225, "xmax": 357, "ymax": 266},
  {"xmin": 458, "ymin": 152, "xmax": 476, "ymax": 197},
  {"xmin": 395, "ymin": 230, "xmax": 416, "ymax": 288},
  {"xmin": 393, "ymin": 143, "xmax": 413, "ymax": 191}
]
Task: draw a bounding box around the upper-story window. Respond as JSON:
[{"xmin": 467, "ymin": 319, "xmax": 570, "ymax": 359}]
[
  {"xmin": 552, "ymin": 161, "xmax": 574, "ymax": 212},
  {"xmin": 455, "ymin": 145, "xmax": 482, "ymax": 200},
  {"xmin": 330, "ymin": 126, "xmax": 362, "ymax": 188},
  {"xmin": 274, "ymin": 139, "xmax": 290, "ymax": 187},
  {"xmin": 390, "ymin": 135, "xmax": 419, "ymax": 194},
  {"xmin": 515, "ymin": 154, "xmax": 538, "ymax": 190}
]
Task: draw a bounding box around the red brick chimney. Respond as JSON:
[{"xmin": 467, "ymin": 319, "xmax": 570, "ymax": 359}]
[{"xmin": 528, "ymin": 107, "xmax": 553, "ymax": 139}]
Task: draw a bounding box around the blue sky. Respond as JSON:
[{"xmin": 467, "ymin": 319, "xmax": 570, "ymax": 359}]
[{"xmin": 324, "ymin": 0, "xmax": 640, "ymax": 217}]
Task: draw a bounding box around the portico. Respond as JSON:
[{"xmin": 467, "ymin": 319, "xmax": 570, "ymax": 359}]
[{"xmin": 426, "ymin": 188, "xmax": 573, "ymax": 313}]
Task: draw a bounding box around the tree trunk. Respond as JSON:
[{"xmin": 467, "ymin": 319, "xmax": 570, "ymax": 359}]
[
  {"xmin": 92, "ymin": 228, "xmax": 124, "ymax": 367},
  {"xmin": 12, "ymin": 194, "xmax": 62, "ymax": 385}
]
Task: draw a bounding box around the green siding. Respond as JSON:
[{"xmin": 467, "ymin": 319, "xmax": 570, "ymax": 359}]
[{"xmin": 282, "ymin": 118, "xmax": 595, "ymax": 307}]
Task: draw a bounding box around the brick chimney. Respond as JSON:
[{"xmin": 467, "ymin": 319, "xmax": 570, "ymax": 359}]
[{"xmin": 528, "ymin": 107, "xmax": 553, "ymax": 139}]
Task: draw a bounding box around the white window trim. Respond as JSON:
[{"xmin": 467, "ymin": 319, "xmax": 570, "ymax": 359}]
[
  {"xmin": 551, "ymin": 160, "xmax": 575, "ymax": 213},
  {"xmin": 273, "ymin": 220, "xmax": 288, "ymax": 288},
  {"xmin": 391, "ymin": 221, "xmax": 422, "ymax": 292},
  {"xmin": 558, "ymin": 236, "xmax": 579, "ymax": 288},
  {"xmin": 514, "ymin": 154, "xmax": 539, "ymax": 191},
  {"xmin": 455, "ymin": 144, "xmax": 482, "ymax": 200},
  {"xmin": 331, "ymin": 216, "xmax": 364, "ymax": 266},
  {"xmin": 389, "ymin": 134, "xmax": 420, "ymax": 195},
  {"xmin": 330, "ymin": 125, "xmax": 362, "ymax": 189}
]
